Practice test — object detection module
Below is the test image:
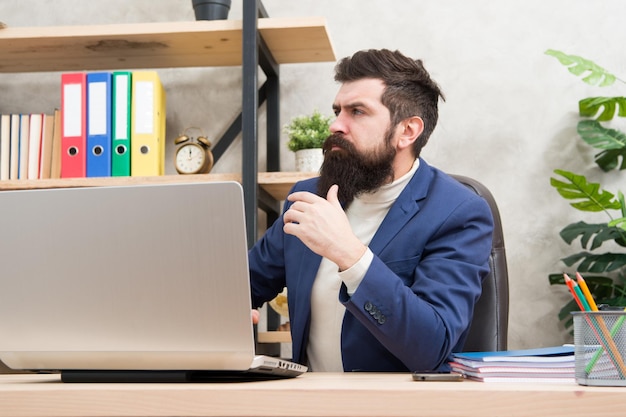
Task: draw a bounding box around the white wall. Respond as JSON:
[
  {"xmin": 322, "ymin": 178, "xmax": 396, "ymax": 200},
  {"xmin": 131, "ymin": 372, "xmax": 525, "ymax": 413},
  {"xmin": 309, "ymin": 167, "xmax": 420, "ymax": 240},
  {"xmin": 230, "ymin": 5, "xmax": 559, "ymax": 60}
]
[{"xmin": 2, "ymin": 0, "xmax": 626, "ymax": 350}]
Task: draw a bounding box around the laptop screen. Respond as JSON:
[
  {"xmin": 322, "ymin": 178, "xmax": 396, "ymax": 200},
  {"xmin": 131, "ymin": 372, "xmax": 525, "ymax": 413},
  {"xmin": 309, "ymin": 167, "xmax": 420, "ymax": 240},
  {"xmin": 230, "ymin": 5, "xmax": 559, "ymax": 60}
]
[{"xmin": 0, "ymin": 181, "xmax": 258, "ymax": 372}]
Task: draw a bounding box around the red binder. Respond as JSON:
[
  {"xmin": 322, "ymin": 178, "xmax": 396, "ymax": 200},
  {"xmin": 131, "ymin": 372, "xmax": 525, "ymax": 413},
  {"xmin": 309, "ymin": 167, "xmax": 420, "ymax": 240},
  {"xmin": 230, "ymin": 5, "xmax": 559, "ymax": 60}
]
[{"xmin": 61, "ymin": 72, "xmax": 87, "ymax": 178}]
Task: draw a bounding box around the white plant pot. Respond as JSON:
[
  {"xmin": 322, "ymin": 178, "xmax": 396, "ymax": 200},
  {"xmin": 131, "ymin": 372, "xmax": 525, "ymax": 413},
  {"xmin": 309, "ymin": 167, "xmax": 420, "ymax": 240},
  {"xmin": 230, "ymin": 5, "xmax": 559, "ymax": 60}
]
[{"xmin": 295, "ymin": 148, "xmax": 324, "ymax": 172}]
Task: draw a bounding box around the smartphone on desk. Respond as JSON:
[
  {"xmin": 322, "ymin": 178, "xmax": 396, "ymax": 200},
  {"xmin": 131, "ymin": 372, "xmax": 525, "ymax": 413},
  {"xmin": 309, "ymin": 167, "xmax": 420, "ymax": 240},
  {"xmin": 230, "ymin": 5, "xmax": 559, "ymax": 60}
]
[{"xmin": 412, "ymin": 371, "xmax": 464, "ymax": 382}]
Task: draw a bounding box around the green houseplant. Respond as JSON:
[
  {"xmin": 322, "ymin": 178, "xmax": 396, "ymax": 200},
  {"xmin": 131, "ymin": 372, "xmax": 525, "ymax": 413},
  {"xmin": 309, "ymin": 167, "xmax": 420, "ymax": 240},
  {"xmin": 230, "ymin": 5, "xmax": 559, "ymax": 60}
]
[
  {"xmin": 545, "ymin": 49, "xmax": 626, "ymax": 331},
  {"xmin": 285, "ymin": 110, "xmax": 332, "ymax": 172}
]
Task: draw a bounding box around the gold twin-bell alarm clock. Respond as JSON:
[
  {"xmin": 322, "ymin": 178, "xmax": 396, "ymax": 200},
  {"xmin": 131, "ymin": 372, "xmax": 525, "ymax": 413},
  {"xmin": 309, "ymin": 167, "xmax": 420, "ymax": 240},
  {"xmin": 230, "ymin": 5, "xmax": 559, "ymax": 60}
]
[{"xmin": 174, "ymin": 127, "xmax": 214, "ymax": 174}]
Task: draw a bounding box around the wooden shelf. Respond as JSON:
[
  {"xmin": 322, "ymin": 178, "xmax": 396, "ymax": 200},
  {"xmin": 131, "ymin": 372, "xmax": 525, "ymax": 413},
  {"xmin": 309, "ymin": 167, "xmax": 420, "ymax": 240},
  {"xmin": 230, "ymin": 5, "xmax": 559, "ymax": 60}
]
[
  {"xmin": 0, "ymin": 171, "xmax": 317, "ymax": 202},
  {"xmin": 254, "ymin": 171, "xmax": 317, "ymax": 201},
  {"xmin": 0, "ymin": 18, "xmax": 336, "ymax": 73},
  {"xmin": 257, "ymin": 331, "xmax": 291, "ymax": 344}
]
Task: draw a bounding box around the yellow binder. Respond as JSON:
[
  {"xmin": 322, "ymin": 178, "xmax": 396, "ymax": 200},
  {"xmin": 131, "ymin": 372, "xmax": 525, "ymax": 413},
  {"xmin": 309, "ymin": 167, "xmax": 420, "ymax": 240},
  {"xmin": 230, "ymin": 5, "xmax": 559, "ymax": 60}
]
[{"xmin": 130, "ymin": 71, "xmax": 166, "ymax": 176}]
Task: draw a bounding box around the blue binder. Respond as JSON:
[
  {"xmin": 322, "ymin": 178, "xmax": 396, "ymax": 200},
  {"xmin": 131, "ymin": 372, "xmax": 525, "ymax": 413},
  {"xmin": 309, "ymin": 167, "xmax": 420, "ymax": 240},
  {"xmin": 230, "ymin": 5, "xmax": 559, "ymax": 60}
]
[{"xmin": 86, "ymin": 72, "xmax": 112, "ymax": 177}]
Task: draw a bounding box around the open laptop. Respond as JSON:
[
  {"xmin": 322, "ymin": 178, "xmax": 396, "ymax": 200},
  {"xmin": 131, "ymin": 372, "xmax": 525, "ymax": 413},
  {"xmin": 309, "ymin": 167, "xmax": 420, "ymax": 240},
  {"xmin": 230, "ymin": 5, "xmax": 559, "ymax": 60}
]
[{"xmin": 0, "ymin": 181, "xmax": 306, "ymax": 382}]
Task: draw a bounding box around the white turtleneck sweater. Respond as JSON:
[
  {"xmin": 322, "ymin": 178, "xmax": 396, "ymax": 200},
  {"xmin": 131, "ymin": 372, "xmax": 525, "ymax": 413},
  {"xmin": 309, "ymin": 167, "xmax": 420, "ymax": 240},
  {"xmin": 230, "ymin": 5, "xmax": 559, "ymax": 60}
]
[{"xmin": 306, "ymin": 159, "xmax": 420, "ymax": 371}]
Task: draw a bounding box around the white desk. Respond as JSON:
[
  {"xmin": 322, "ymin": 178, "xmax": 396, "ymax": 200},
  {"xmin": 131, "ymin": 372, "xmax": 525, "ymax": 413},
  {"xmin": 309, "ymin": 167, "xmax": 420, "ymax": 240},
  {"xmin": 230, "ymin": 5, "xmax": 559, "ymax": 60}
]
[{"xmin": 1, "ymin": 373, "xmax": 624, "ymax": 417}]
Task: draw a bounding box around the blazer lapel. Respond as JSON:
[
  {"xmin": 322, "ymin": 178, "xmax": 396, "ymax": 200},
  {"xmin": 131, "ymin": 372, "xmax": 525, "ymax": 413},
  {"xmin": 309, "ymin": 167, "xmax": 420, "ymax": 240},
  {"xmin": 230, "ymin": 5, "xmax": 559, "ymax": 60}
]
[{"xmin": 368, "ymin": 158, "xmax": 434, "ymax": 255}]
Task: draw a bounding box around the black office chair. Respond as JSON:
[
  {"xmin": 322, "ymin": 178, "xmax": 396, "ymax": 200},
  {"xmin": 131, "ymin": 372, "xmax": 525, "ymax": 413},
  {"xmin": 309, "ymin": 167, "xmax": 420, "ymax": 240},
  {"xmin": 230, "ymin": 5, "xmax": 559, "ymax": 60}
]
[{"xmin": 452, "ymin": 175, "xmax": 509, "ymax": 352}]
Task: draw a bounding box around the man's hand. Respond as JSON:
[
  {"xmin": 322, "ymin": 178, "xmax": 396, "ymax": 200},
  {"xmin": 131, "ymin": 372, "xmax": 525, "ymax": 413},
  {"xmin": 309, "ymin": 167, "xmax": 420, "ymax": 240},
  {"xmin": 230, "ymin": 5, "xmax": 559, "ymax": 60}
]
[{"xmin": 283, "ymin": 184, "xmax": 366, "ymax": 271}]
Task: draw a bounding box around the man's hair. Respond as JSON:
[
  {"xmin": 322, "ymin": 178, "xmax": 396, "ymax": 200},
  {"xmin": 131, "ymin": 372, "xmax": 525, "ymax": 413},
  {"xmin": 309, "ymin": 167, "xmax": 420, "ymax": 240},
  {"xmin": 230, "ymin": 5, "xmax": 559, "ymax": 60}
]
[{"xmin": 334, "ymin": 49, "xmax": 445, "ymax": 157}]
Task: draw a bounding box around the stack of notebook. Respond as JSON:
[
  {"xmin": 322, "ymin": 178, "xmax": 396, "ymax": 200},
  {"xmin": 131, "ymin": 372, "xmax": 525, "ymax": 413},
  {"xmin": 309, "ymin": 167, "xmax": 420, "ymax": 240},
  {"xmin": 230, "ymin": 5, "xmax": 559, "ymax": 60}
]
[{"xmin": 450, "ymin": 346, "xmax": 575, "ymax": 383}]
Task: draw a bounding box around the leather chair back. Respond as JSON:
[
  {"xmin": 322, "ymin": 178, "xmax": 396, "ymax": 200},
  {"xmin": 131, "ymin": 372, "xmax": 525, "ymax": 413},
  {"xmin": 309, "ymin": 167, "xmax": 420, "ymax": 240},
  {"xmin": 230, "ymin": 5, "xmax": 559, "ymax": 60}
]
[{"xmin": 452, "ymin": 175, "xmax": 509, "ymax": 351}]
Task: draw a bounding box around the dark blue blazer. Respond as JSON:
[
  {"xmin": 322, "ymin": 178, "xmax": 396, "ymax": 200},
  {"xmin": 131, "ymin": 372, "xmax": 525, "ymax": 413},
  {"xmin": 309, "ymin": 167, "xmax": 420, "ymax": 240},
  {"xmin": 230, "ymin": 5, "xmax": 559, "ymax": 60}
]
[{"xmin": 248, "ymin": 158, "xmax": 494, "ymax": 372}]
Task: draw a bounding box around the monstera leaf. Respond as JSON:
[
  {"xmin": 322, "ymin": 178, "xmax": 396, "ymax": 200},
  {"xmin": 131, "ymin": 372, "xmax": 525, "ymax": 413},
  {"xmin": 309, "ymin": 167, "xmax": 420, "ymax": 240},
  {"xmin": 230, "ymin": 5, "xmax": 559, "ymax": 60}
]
[
  {"xmin": 545, "ymin": 49, "xmax": 618, "ymax": 87},
  {"xmin": 578, "ymin": 120, "xmax": 626, "ymax": 150},
  {"xmin": 560, "ymin": 221, "xmax": 626, "ymax": 250},
  {"xmin": 594, "ymin": 148, "xmax": 626, "ymax": 172},
  {"xmin": 561, "ymin": 252, "xmax": 626, "ymax": 273},
  {"xmin": 550, "ymin": 169, "xmax": 621, "ymax": 212},
  {"xmin": 579, "ymin": 97, "xmax": 626, "ymax": 121},
  {"xmin": 577, "ymin": 120, "xmax": 626, "ymax": 171}
]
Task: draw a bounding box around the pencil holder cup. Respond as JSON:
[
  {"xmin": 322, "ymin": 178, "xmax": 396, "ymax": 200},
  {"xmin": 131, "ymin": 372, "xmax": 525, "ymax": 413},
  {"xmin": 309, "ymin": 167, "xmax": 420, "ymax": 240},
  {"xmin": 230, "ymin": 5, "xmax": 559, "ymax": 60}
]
[{"xmin": 573, "ymin": 311, "xmax": 626, "ymax": 386}]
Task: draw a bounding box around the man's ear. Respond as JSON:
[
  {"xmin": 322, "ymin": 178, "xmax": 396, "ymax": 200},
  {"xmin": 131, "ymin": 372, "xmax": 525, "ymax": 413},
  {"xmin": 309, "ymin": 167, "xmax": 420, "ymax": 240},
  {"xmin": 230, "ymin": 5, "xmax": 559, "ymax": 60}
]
[{"xmin": 397, "ymin": 116, "xmax": 424, "ymax": 150}]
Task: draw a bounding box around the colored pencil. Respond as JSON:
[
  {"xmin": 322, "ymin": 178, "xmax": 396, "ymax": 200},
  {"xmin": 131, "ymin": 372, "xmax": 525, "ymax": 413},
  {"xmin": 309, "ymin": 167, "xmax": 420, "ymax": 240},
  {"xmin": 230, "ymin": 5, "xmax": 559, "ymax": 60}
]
[
  {"xmin": 576, "ymin": 272, "xmax": 599, "ymax": 311},
  {"xmin": 563, "ymin": 274, "xmax": 584, "ymax": 310}
]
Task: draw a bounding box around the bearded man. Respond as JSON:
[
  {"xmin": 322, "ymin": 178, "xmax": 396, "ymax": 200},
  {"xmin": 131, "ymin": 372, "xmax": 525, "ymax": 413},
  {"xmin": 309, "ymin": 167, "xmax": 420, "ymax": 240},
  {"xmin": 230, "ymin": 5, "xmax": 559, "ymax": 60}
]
[{"xmin": 248, "ymin": 49, "xmax": 494, "ymax": 372}]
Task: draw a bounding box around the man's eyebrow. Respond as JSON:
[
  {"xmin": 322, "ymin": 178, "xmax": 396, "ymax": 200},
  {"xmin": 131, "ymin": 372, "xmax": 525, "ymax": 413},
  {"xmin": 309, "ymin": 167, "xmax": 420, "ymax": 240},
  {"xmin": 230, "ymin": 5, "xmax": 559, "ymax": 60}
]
[{"xmin": 333, "ymin": 101, "xmax": 368, "ymax": 112}]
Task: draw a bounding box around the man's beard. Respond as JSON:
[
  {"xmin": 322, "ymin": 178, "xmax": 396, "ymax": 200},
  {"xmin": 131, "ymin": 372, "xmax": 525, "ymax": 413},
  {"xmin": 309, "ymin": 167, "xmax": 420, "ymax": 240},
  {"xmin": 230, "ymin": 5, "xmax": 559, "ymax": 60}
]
[{"xmin": 317, "ymin": 131, "xmax": 396, "ymax": 207}]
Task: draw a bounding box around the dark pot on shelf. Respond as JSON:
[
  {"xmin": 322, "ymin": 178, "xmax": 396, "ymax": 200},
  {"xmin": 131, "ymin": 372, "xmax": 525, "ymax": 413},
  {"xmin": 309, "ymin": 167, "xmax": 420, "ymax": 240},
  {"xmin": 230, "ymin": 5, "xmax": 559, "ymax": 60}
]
[{"xmin": 192, "ymin": 0, "xmax": 232, "ymax": 21}]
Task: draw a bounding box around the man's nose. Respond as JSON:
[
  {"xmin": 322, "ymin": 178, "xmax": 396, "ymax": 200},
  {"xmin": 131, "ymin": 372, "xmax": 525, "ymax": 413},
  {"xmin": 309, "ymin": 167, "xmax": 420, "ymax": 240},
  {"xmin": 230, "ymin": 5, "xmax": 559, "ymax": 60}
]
[{"xmin": 329, "ymin": 114, "xmax": 346, "ymax": 134}]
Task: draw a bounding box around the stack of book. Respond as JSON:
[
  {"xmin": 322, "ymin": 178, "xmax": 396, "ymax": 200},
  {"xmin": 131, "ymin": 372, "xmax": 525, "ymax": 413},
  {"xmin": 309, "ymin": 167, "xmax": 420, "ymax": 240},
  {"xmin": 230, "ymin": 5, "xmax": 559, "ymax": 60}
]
[
  {"xmin": 450, "ymin": 346, "xmax": 575, "ymax": 383},
  {"xmin": 0, "ymin": 112, "xmax": 60, "ymax": 180}
]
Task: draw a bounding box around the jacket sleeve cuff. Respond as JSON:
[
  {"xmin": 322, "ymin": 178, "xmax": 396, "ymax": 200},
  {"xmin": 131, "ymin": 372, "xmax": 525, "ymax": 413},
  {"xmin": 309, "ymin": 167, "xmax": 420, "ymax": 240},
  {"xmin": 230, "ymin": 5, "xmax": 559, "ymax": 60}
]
[{"xmin": 339, "ymin": 248, "xmax": 374, "ymax": 296}]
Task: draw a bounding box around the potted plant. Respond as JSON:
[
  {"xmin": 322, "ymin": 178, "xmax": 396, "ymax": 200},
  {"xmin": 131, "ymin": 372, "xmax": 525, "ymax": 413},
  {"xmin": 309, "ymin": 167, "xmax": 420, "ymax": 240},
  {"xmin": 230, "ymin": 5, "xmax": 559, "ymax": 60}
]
[
  {"xmin": 284, "ymin": 110, "xmax": 332, "ymax": 172},
  {"xmin": 545, "ymin": 49, "xmax": 626, "ymax": 331}
]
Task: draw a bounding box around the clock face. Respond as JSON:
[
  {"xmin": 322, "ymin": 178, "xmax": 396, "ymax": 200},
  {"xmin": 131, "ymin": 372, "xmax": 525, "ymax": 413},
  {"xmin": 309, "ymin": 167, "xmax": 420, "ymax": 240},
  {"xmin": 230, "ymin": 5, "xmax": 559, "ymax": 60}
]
[{"xmin": 175, "ymin": 143, "xmax": 209, "ymax": 174}]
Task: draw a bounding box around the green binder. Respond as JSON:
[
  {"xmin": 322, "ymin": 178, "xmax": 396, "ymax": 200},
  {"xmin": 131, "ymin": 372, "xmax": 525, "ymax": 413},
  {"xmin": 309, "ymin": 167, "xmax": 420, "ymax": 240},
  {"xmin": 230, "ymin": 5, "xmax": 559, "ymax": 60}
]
[{"xmin": 111, "ymin": 71, "xmax": 132, "ymax": 176}]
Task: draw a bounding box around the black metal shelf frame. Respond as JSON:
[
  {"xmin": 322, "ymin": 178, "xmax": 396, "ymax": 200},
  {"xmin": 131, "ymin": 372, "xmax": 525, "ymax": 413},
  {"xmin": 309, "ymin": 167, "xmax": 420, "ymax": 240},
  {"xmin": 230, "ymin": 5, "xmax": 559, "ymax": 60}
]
[{"xmin": 209, "ymin": 0, "xmax": 280, "ymax": 246}]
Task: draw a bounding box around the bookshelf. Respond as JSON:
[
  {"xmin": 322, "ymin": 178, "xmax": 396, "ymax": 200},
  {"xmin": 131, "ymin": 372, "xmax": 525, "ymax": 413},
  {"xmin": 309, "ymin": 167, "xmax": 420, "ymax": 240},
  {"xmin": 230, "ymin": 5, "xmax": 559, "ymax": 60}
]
[{"xmin": 0, "ymin": 1, "xmax": 335, "ymax": 242}]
